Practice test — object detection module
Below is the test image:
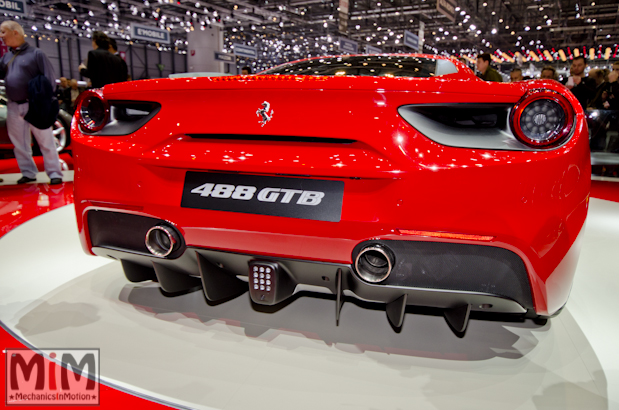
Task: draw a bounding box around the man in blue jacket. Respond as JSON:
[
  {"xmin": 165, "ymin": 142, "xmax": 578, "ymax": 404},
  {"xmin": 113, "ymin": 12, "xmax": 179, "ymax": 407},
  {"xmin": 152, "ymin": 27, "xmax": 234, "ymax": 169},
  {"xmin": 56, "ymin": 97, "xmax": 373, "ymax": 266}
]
[{"xmin": 0, "ymin": 20, "xmax": 63, "ymax": 185}]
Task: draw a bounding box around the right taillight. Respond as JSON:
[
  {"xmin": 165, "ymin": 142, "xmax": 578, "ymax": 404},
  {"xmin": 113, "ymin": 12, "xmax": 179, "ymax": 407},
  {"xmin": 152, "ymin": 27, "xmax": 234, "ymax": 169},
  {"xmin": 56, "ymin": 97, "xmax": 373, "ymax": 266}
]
[
  {"xmin": 510, "ymin": 89, "xmax": 575, "ymax": 148},
  {"xmin": 75, "ymin": 89, "xmax": 110, "ymax": 133}
]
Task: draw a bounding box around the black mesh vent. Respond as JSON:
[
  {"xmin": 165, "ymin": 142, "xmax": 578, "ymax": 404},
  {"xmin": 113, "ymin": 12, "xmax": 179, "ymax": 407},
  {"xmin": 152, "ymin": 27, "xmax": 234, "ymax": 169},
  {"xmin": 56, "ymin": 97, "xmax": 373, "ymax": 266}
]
[
  {"xmin": 352, "ymin": 240, "xmax": 534, "ymax": 309},
  {"xmin": 406, "ymin": 104, "xmax": 511, "ymax": 129}
]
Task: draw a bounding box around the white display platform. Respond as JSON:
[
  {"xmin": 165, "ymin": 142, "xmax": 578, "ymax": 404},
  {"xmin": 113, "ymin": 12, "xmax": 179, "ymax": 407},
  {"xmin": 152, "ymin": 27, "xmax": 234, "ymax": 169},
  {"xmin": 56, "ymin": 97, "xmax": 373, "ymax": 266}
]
[{"xmin": 1, "ymin": 200, "xmax": 618, "ymax": 410}]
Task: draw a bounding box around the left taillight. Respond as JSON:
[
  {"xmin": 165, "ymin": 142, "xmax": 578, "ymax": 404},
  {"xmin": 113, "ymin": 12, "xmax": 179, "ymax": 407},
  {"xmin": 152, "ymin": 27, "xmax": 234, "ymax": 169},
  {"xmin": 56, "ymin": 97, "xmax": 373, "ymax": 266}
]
[
  {"xmin": 510, "ymin": 89, "xmax": 576, "ymax": 148},
  {"xmin": 75, "ymin": 89, "xmax": 110, "ymax": 133}
]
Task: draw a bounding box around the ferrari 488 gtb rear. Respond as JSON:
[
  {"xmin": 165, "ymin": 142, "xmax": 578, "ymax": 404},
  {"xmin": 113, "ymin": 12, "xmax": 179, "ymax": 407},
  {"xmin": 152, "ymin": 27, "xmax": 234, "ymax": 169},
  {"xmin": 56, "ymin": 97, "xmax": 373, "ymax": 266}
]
[{"xmin": 72, "ymin": 55, "xmax": 590, "ymax": 334}]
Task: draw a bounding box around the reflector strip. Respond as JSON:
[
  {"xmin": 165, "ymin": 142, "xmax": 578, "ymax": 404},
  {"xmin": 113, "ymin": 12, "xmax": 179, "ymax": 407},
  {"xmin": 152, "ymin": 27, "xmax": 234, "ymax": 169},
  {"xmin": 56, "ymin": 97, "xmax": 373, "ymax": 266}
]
[
  {"xmin": 398, "ymin": 229, "xmax": 494, "ymax": 241},
  {"xmin": 209, "ymin": 75, "xmax": 329, "ymax": 82}
]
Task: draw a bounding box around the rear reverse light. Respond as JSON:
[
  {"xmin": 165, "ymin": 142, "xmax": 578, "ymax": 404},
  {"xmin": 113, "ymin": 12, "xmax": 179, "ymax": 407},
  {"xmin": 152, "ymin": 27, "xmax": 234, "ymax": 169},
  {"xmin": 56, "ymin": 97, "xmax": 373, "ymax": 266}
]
[
  {"xmin": 510, "ymin": 89, "xmax": 575, "ymax": 148},
  {"xmin": 398, "ymin": 229, "xmax": 495, "ymax": 242},
  {"xmin": 75, "ymin": 89, "xmax": 110, "ymax": 133}
]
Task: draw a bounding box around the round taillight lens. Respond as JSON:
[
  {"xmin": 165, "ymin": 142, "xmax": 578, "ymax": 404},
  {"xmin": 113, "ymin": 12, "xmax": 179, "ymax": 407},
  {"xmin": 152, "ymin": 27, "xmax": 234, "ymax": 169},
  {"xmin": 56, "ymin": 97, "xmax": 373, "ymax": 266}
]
[
  {"xmin": 76, "ymin": 90, "xmax": 110, "ymax": 133},
  {"xmin": 510, "ymin": 89, "xmax": 575, "ymax": 148}
]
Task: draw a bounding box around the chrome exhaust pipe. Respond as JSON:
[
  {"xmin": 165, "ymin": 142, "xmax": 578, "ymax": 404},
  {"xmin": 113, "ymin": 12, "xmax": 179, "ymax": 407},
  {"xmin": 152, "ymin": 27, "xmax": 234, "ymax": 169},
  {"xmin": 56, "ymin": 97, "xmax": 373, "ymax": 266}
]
[
  {"xmin": 145, "ymin": 225, "xmax": 179, "ymax": 257},
  {"xmin": 354, "ymin": 244, "xmax": 395, "ymax": 283}
]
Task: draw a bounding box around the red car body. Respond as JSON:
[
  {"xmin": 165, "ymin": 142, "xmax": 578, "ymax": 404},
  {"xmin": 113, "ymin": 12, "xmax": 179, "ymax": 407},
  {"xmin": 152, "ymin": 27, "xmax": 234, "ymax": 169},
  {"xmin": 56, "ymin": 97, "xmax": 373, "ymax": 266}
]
[{"xmin": 71, "ymin": 54, "xmax": 590, "ymax": 334}]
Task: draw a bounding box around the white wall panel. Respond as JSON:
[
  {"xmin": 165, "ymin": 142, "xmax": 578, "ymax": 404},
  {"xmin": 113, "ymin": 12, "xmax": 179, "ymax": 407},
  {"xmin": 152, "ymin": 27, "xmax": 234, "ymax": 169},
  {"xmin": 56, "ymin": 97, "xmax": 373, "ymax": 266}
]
[{"xmin": 187, "ymin": 26, "xmax": 223, "ymax": 73}]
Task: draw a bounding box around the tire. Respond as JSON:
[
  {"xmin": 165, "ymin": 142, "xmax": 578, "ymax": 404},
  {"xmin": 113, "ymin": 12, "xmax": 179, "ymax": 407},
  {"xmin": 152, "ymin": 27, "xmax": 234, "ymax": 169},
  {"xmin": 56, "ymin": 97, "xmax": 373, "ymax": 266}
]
[{"xmin": 52, "ymin": 116, "xmax": 70, "ymax": 153}]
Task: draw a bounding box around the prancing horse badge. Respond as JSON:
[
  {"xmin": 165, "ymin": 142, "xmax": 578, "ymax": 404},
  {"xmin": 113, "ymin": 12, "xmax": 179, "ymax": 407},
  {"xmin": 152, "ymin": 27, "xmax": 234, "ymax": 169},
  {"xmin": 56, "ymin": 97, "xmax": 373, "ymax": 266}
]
[{"xmin": 256, "ymin": 101, "xmax": 274, "ymax": 127}]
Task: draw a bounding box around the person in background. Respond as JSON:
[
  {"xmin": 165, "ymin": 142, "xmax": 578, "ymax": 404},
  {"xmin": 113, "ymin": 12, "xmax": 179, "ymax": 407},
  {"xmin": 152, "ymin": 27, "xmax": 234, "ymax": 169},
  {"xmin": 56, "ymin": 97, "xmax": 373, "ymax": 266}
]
[
  {"xmin": 540, "ymin": 66, "xmax": 557, "ymax": 80},
  {"xmin": 609, "ymin": 61, "xmax": 619, "ymax": 84},
  {"xmin": 587, "ymin": 69, "xmax": 611, "ymax": 109},
  {"xmin": 454, "ymin": 56, "xmax": 475, "ymax": 74},
  {"xmin": 241, "ymin": 66, "xmax": 252, "ymax": 75},
  {"xmin": 68, "ymin": 79, "xmax": 85, "ymax": 114},
  {"xmin": 108, "ymin": 37, "xmax": 128, "ymax": 83},
  {"xmin": 476, "ymin": 53, "xmax": 503, "ymax": 82},
  {"xmin": 56, "ymin": 77, "xmax": 70, "ymax": 111},
  {"xmin": 562, "ymin": 56, "xmax": 596, "ymax": 109},
  {"xmin": 78, "ymin": 31, "xmax": 125, "ymax": 88},
  {"xmin": 510, "ymin": 68, "xmax": 524, "ymax": 82},
  {"xmin": 0, "ymin": 20, "xmax": 63, "ymax": 185}
]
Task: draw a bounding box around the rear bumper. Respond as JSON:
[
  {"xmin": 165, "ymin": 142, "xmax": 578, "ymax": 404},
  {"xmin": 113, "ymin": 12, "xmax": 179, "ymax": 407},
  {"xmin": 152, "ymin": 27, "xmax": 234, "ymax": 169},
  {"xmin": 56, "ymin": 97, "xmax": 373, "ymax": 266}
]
[
  {"xmin": 89, "ymin": 209, "xmax": 532, "ymax": 315},
  {"xmin": 94, "ymin": 243, "xmax": 528, "ymax": 315}
]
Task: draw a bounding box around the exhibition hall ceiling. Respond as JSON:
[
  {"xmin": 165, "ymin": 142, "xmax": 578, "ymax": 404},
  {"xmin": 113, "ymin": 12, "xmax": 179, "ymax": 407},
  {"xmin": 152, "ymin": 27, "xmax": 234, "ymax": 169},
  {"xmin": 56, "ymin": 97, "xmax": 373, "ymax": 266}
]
[{"xmin": 22, "ymin": 0, "xmax": 619, "ymax": 60}]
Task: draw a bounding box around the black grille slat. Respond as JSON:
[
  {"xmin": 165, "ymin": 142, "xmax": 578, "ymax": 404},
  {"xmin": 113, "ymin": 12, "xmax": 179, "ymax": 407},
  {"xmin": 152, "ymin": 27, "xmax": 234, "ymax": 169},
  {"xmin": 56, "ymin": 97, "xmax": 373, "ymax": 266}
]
[{"xmin": 187, "ymin": 134, "xmax": 356, "ymax": 144}]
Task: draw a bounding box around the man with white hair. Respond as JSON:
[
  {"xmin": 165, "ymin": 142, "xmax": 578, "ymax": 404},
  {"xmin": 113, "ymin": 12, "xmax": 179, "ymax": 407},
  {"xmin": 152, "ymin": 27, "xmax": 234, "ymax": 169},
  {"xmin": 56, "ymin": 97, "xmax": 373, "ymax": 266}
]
[{"xmin": 0, "ymin": 20, "xmax": 63, "ymax": 185}]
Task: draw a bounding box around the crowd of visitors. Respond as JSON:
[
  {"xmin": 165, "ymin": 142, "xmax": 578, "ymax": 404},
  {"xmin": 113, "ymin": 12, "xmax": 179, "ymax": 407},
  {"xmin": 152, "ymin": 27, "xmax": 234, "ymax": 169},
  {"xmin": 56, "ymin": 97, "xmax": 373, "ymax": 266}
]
[
  {"xmin": 55, "ymin": 77, "xmax": 86, "ymax": 113},
  {"xmin": 0, "ymin": 21, "xmax": 128, "ymax": 185},
  {"xmin": 475, "ymin": 53, "xmax": 619, "ymax": 111}
]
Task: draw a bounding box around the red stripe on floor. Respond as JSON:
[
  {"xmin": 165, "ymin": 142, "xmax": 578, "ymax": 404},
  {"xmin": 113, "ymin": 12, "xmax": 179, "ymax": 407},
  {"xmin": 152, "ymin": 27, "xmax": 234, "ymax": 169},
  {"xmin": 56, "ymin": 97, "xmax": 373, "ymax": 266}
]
[
  {"xmin": 0, "ymin": 153, "xmax": 74, "ymax": 174},
  {"xmin": 591, "ymin": 180, "xmax": 619, "ymax": 203}
]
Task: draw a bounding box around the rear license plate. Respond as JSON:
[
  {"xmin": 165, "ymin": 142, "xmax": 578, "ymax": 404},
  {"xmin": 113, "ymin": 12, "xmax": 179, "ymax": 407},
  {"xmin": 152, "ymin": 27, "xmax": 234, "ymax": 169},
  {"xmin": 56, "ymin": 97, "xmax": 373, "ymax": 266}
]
[{"xmin": 181, "ymin": 172, "xmax": 344, "ymax": 222}]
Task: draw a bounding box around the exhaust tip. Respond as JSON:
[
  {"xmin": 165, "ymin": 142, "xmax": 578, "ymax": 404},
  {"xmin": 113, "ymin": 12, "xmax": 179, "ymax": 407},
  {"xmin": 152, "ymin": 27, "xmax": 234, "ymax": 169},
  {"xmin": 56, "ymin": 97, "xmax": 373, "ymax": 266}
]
[
  {"xmin": 355, "ymin": 244, "xmax": 394, "ymax": 283},
  {"xmin": 145, "ymin": 225, "xmax": 179, "ymax": 257}
]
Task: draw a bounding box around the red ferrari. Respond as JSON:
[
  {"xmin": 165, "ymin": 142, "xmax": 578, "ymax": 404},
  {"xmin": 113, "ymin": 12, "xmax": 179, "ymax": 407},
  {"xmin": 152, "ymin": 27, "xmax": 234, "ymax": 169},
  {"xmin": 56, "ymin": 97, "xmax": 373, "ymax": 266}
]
[{"xmin": 71, "ymin": 54, "xmax": 590, "ymax": 335}]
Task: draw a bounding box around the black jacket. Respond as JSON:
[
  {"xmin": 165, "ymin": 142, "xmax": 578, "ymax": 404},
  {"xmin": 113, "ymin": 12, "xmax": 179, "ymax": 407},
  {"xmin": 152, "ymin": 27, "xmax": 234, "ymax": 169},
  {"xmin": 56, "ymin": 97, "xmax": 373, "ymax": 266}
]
[
  {"xmin": 562, "ymin": 76, "xmax": 596, "ymax": 109},
  {"xmin": 24, "ymin": 74, "xmax": 59, "ymax": 130},
  {"xmin": 80, "ymin": 48, "xmax": 126, "ymax": 88}
]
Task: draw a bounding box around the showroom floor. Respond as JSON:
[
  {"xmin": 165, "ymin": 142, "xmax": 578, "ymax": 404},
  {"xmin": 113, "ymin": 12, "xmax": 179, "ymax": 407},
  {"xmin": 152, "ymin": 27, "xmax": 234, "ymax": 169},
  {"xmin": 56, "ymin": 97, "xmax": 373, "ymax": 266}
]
[{"xmin": 1, "ymin": 172, "xmax": 618, "ymax": 409}]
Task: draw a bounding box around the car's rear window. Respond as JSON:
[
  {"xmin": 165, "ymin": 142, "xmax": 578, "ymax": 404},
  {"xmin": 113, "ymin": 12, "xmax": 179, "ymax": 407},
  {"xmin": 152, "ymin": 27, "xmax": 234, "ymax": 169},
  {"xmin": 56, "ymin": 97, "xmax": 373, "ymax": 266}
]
[{"xmin": 261, "ymin": 55, "xmax": 458, "ymax": 78}]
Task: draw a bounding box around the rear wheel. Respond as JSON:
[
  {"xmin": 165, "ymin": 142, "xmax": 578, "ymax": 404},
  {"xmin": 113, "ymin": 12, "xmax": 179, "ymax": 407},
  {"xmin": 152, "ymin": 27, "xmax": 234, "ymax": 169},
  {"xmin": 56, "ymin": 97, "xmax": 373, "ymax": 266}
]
[
  {"xmin": 52, "ymin": 117, "xmax": 70, "ymax": 153},
  {"xmin": 32, "ymin": 116, "xmax": 71, "ymax": 155}
]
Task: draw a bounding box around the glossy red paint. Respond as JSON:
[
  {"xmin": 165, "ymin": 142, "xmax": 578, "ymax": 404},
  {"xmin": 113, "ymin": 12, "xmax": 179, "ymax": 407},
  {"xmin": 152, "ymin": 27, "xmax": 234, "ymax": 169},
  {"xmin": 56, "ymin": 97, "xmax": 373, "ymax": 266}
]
[{"xmin": 71, "ymin": 55, "xmax": 590, "ymax": 317}]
